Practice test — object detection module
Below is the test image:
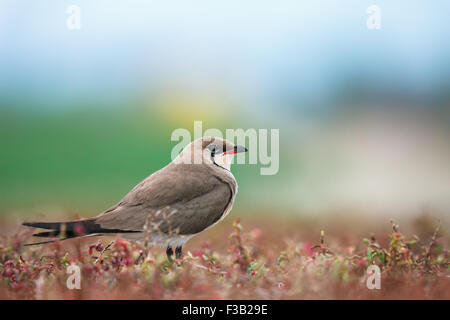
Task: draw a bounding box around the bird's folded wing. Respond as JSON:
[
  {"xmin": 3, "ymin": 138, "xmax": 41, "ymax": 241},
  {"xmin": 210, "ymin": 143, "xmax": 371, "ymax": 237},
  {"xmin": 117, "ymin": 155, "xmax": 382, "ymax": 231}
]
[{"xmin": 95, "ymin": 164, "xmax": 234, "ymax": 234}]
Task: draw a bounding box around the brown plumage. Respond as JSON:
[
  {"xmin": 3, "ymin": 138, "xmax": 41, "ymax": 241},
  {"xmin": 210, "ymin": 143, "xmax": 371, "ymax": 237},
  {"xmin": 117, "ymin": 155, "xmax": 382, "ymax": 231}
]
[{"xmin": 23, "ymin": 136, "xmax": 248, "ymax": 259}]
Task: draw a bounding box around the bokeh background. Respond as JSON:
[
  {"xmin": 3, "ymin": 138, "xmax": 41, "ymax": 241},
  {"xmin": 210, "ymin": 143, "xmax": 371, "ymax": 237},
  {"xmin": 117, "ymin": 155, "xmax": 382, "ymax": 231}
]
[{"xmin": 1, "ymin": 1, "xmax": 450, "ymax": 225}]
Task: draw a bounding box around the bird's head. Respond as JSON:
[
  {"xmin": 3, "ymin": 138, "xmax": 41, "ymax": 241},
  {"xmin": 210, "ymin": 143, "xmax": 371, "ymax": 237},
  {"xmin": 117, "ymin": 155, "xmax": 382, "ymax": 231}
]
[{"xmin": 174, "ymin": 136, "xmax": 248, "ymax": 171}]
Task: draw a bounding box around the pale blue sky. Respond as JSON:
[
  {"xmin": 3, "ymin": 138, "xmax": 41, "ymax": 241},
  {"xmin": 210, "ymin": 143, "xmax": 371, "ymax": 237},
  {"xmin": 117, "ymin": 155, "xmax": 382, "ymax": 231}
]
[{"xmin": 1, "ymin": 1, "xmax": 449, "ymax": 108}]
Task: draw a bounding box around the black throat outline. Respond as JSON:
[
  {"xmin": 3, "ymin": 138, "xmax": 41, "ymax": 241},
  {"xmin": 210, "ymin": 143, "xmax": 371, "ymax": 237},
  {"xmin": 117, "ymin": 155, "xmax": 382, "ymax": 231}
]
[{"xmin": 210, "ymin": 149, "xmax": 230, "ymax": 172}]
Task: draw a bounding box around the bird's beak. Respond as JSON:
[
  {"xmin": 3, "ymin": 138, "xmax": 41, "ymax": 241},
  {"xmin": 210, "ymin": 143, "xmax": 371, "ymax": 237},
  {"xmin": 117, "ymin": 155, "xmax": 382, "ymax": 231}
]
[{"xmin": 224, "ymin": 145, "xmax": 248, "ymax": 154}]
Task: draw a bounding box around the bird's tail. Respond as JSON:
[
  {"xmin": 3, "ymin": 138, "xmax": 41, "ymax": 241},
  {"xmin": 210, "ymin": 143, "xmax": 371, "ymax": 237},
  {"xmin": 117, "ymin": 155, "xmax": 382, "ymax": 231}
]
[{"xmin": 22, "ymin": 219, "xmax": 140, "ymax": 246}]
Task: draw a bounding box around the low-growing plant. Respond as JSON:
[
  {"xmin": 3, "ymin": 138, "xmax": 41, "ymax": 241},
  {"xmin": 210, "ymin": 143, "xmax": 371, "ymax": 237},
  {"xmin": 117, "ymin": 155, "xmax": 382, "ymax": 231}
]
[{"xmin": 0, "ymin": 217, "xmax": 448, "ymax": 299}]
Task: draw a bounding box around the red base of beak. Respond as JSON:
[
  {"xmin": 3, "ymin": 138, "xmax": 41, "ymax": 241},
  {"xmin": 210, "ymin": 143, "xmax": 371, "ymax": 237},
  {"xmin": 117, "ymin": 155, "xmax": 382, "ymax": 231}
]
[{"xmin": 223, "ymin": 150, "xmax": 238, "ymax": 155}]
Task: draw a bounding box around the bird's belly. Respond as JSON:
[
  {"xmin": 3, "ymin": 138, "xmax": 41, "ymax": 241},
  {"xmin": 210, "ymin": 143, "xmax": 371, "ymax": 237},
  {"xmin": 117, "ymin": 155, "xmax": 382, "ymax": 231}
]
[{"xmin": 121, "ymin": 232, "xmax": 194, "ymax": 247}]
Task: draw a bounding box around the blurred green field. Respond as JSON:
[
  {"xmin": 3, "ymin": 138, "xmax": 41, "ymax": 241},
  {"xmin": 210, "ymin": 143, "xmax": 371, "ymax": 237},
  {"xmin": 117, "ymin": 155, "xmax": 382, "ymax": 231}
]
[
  {"xmin": 0, "ymin": 102, "xmax": 260, "ymax": 216},
  {"xmin": 0, "ymin": 107, "xmax": 155, "ymax": 212}
]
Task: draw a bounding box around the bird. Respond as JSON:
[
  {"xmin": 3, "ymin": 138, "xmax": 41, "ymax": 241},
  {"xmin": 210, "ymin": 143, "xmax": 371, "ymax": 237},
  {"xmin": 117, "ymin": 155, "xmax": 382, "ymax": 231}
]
[{"xmin": 22, "ymin": 136, "xmax": 247, "ymax": 260}]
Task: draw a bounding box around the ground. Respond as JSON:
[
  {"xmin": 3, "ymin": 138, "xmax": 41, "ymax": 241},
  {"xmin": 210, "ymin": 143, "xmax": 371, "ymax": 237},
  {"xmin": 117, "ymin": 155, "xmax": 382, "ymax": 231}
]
[{"xmin": 0, "ymin": 213, "xmax": 448, "ymax": 299}]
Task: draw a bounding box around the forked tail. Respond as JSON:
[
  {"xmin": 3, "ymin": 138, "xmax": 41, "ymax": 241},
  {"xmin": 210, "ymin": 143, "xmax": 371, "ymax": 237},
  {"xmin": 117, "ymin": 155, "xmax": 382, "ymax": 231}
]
[{"xmin": 22, "ymin": 219, "xmax": 140, "ymax": 246}]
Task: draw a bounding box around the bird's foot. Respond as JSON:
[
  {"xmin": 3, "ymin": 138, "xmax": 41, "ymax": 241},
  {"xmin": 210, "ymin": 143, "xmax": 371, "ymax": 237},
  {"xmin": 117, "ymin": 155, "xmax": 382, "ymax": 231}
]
[
  {"xmin": 175, "ymin": 245, "xmax": 182, "ymax": 260},
  {"xmin": 166, "ymin": 246, "xmax": 174, "ymax": 262}
]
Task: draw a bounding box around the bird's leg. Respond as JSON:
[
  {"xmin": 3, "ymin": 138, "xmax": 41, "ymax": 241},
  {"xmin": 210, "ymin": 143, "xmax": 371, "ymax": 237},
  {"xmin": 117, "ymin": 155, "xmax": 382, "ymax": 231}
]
[
  {"xmin": 166, "ymin": 246, "xmax": 174, "ymax": 261},
  {"xmin": 175, "ymin": 245, "xmax": 182, "ymax": 259}
]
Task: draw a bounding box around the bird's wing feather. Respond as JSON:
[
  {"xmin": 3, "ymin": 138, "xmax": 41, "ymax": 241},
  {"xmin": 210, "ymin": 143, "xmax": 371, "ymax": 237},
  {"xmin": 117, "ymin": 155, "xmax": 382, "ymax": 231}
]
[{"xmin": 95, "ymin": 163, "xmax": 235, "ymax": 234}]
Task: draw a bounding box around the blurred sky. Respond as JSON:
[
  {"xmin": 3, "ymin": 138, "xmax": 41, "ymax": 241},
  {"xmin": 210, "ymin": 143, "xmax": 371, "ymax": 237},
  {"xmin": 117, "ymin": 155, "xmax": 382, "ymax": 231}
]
[
  {"xmin": 1, "ymin": 1, "xmax": 450, "ymax": 106},
  {"xmin": 1, "ymin": 1, "xmax": 450, "ymax": 218}
]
